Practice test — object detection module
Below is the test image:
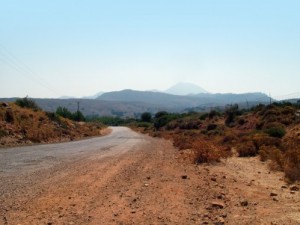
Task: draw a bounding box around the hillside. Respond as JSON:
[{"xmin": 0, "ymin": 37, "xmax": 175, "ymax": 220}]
[
  {"xmin": 98, "ymin": 90, "xmax": 270, "ymax": 111},
  {"xmin": 0, "ymin": 102, "xmax": 105, "ymax": 147}
]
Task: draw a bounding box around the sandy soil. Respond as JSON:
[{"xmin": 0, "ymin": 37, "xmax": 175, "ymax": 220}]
[{"xmin": 0, "ymin": 127, "xmax": 299, "ymax": 225}]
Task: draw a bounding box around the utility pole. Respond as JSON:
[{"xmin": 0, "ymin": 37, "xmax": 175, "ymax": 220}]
[
  {"xmin": 77, "ymin": 101, "xmax": 80, "ymax": 112},
  {"xmin": 269, "ymin": 93, "xmax": 272, "ymax": 105}
]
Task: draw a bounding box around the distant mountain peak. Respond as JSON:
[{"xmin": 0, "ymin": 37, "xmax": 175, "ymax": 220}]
[{"xmin": 165, "ymin": 82, "xmax": 208, "ymax": 96}]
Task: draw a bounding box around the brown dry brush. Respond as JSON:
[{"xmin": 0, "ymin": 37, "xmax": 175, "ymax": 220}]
[
  {"xmin": 191, "ymin": 140, "xmax": 224, "ymax": 163},
  {"xmin": 283, "ymin": 138, "xmax": 300, "ymax": 182}
]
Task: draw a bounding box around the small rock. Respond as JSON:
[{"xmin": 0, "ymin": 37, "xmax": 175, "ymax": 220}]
[
  {"xmin": 131, "ymin": 210, "xmax": 136, "ymax": 214},
  {"xmin": 211, "ymin": 201, "xmax": 225, "ymax": 209},
  {"xmin": 203, "ymin": 213, "xmax": 210, "ymax": 218},
  {"xmin": 181, "ymin": 175, "xmax": 188, "ymax": 179},
  {"xmin": 211, "ymin": 177, "xmax": 217, "ymax": 182},
  {"xmin": 290, "ymin": 191, "xmax": 296, "ymax": 195},
  {"xmin": 273, "ymin": 198, "xmax": 279, "ymax": 202},
  {"xmin": 240, "ymin": 200, "xmax": 248, "ymax": 207},
  {"xmin": 281, "ymin": 185, "xmax": 287, "ymax": 189},
  {"xmin": 216, "ymin": 216, "xmax": 225, "ymax": 224},
  {"xmin": 270, "ymin": 192, "xmax": 278, "ymax": 197},
  {"xmin": 146, "ymin": 176, "xmax": 151, "ymax": 180},
  {"xmin": 290, "ymin": 186, "xmax": 299, "ymax": 191},
  {"xmin": 221, "ymin": 213, "xmax": 227, "ymax": 218},
  {"xmin": 144, "ymin": 183, "xmax": 149, "ymax": 187}
]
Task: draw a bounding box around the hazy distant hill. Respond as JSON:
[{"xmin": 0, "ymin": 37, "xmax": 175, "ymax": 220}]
[
  {"xmin": 1, "ymin": 91, "xmax": 270, "ymax": 118},
  {"xmin": 165, "ymin": 82, "xmax": 208, "ymax": 95},
  {"xmin": 98, "ymin": 89, "xmax": 200, "ymax": 109},
  {"xmin": 98, "ymin": 89, "xmax": 270, "ymax": 110}
]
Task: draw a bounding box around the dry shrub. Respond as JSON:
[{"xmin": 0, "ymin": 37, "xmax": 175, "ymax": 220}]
[
  {"xmin": 259, "ymin": 145, "xmax": 284, "ymax": 169},
  {"xmin": 236, "ymin": 141, "xmax": 257, "ymax": 157},
  {"xmin": 283, "ymin": 138, "xmax": 300, "ymax": 182},
  {"xmin": 252, "ymin": 133, "xmax": 281, "ymax": 149},
  {"xmin": 222, "ymin": 132, "xmax": 238, "ymax": 144},
  {"xmin": 5, "ymin": 109, "xmax": 14, "ymax": 123},
  {"xmin": 191, "ymin": 140, "xmax": 222, "ymax": 163},
  {"xmin": 173, "ymin": 134, "xmax": 193, "ymax": 150}
]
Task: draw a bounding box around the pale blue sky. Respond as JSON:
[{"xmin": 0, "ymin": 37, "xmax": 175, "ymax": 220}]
[{"xmin": 0, "ymin": 0, "xmax": 299, "ymax": 99}]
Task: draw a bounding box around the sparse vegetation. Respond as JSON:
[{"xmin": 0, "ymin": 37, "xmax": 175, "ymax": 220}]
[
  {"xmin": 56, "ymin": 106, "xmax": 85, "ymax": 122},
  {"xmin": 15, "ymin": 96, "xmax": 41, "ymax": 111},
  {"xmin": 0, "ymin": 102, "xmax": 104, "ymax": 146},
  {"xmin": 131, "ymin": 102, "xmax": 300, "ymax": 182}
]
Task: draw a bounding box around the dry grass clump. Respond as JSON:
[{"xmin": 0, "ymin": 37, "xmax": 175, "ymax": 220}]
[
  {"xmin": 283, "ymin": 138, "xmax": 300, "ymax": 182},
  {"xmin": 191, "ymin": 140, "xmax": 224, "ymax": 163},
  {"xmin": 236, "ymin": 140, "xmax": 257, "ymax": 157}
]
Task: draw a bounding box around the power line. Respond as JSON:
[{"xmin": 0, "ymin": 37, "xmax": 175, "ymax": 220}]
[{"xmin": 0, "ymin": 44, "xmax": 64, "ymax": 97}]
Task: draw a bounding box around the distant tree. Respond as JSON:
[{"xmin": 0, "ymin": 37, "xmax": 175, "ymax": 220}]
[
  {"xmin": 56, "ymin": 106, "xmax": 72, "ymax": 119},
  {"xmin": 141, "ymin": 112, "xmax": 152, "ymax": 122},
  {"xmin": 225, "ymin": 104, "xmax": 239, "ymax": 126},
  {"xmin": 73, "ymin": 110, "xmax": 85, "ymax": 122},
  {"xmin": 155, "ymin": 111, "xmax": 169, "ymax": 119},
  {"xmin": 15, "ymin": 96, "xmax": 40, "ymax": 110},
  {"xmin": 56, "ymin": 106, "xmax": 85, "ymax": 122}
]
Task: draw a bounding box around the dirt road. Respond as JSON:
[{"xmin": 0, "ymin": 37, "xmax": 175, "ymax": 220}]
[{"xmin": 0, "ymin": 127, "xmax": 299, "ymax": 225}]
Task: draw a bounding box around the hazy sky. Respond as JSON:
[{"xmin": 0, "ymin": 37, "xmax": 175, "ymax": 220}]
[{"xmin": 0, "ymin": 0, "xmax": 299, "ymax": 99}]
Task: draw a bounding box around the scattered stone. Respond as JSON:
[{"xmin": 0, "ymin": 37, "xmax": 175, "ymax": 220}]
[
  {"xmin": 211, "ymin": 201, "xmax": 225, "ymax": 209},
  {"xmin": 203, "ymin": 213, "xmax": 210, "ymax": 218},
  {"xmin": 216, "ymin": 216, "xmax": 225, "ymax": 224},
  {"xmin": 181, "ymin": 175, "xmax": 188, "ymax": 179},
  {"xmin": 144, "ymin": 183, "xmax": 149, "ymax": 187},
  {"xmin": 217, "ymin": 194, "xmax": 224, "ymax": 200},
  {"xmin": 146, "ymin": 176, "xmax": 151, "ymax": 180},
  {"xmin": 131, "ymin": 210, "xmax": 136, "ymax": 214},
  {"xmin": 273, "ymin": 198, "xmax": 279, "ymax": 202},
  {"xmin": 240, "ymin": 200, "xmax": 248, "ymax": 207},
  {"xmin": 270, "ymin": 192, "xmax": 278, "ymax": 197},
  {"xmin": 281, "ymin": 185, "xmax": 287, "ymax": 189},
  {"xmin": 221, "ymin": 213, "xmax": 227, "ymax": 218},
  {"xmin": 290, "ymin": 191, "xmax": 296, "ymax": 195},
  {"xmin": 290, "ymin": 186, "xmax": 299, "ymax": 191},
  {"xmin": 211, "ymin": 177, "xmax": 217, "ymax": 182}
]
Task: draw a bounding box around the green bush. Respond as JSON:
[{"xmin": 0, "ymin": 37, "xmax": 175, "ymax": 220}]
[
  {"xmin": 137, "ymin": 122, "xmax": 151, "ymax": 128},
  {"xmin": 15, "ymin": 97, "xmax": 40, "ymax": 110},
  {"xmin": 46, "ymin": 112, "xmax": 61, "ymax": 123},
  {"xmin": 265, "ymin": 127, "xmax": 286, "ymax": 138},
  {"xmin": 199, "ymin": 113, "xmax": 209, "ymax": 120},
  {"xmin": 140, "ymin": 112, "xmax": 152, "ymax": 122}
]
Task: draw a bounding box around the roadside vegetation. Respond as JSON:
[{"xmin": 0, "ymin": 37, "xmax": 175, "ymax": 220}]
[
  {"xmin": 0, "ymin": 97, "xmax": 104, "ymax": 146},
  {"xmin": 129, "ymin": 102, "xmax": 300, "ymax": 182}
]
